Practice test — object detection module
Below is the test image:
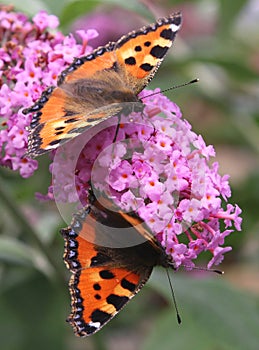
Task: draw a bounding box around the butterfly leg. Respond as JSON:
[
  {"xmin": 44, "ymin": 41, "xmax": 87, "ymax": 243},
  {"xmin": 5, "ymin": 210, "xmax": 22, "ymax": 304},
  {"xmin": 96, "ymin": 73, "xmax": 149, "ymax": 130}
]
[{"xmin": 111, "ymin": 113, "xmax": 121, "ymax": 144}]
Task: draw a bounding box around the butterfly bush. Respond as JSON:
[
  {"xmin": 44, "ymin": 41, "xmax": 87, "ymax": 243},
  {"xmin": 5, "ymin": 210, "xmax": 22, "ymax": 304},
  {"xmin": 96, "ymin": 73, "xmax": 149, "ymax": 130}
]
[
  {"xmin": 51, "ymin": 91, "xmax": 242, "ymax": 269},
  {"xmin": 1, "ymin": 7, "xmax": 242, "ymax": 269},
  {"xmin": 0, "ymin": 6, "xmax": 98, "ymax": 177}
]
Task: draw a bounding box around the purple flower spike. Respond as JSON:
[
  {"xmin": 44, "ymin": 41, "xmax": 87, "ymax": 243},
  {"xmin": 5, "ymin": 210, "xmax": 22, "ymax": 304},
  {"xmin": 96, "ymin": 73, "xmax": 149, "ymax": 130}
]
[
  {"xmin": 1, "ymin": 7, "xmax": 242, "ymax": 270},
  {"xmin": 0, "ymin": 7, "xmax": 98, "ymax": 177},
  {"xmin": 50, "ymin": 91, "xmax": 242, "ymax": 270}
]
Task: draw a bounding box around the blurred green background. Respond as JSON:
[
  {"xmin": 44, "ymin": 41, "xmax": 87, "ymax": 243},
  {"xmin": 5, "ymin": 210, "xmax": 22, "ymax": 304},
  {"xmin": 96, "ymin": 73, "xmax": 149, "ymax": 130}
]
[{"xmin": 0, "ymin": 1, "xmax": 259, "ymax": 349}]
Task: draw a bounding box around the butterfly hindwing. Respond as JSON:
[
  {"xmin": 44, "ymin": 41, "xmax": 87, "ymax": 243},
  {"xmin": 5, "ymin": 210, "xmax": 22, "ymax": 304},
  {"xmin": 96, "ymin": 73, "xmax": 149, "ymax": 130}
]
[
  {"xmin": 67, "ymin": 265, "xmax": 151, "ymax": 336},
  {"xmin": 23, "ymin": 12, "xmax": 182, "ymax": 157},
  {"xmin": 61, "ymin": 193, "xmax": 170, "ymax": 336},
  {"xmin": 26, "ymin": 103, "xmax": 126, "ymax": 156}
]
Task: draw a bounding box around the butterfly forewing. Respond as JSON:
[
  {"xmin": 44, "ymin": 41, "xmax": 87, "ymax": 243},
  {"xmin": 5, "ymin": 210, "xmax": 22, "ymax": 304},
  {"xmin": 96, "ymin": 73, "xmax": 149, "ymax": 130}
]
[
  {"xmin": 115, "ymin": 12, "xmax": 182, "ymax": 94},
  {"xmin": 23, "ymin": 12, "xmax": 182, "ymax": 158}
]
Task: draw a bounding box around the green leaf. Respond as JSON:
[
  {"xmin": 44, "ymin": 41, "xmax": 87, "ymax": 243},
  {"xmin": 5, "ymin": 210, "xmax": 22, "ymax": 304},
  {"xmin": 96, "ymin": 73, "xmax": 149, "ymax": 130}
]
[
  {"xmin": 0, "ymin": 237, "xmax": 53, "ymax": 276},
  {"xmin": 0, "ymin": 237, "xmax": 36, "ymax": 266},
  {"xmin": 59, "ymin": 0, "xmax": 101, "ymax": 27},
  {"xmin": 143, "ymin": 272, "xmax": 259, "ymax": 350}
]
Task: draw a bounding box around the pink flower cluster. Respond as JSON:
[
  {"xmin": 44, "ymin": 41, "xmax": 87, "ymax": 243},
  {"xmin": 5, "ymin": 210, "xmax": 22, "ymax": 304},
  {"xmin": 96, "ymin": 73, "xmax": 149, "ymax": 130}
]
[
  {"xmin": 50, "ymin": 91, "xmax": 242, "ymax": 269},
  {"xmin": 0, "ymin": 6, "xmax": 97, "ymax": 177},
  {"xmin": 0, "ymin": 7, "xmax": 242, "ymax": 269}
]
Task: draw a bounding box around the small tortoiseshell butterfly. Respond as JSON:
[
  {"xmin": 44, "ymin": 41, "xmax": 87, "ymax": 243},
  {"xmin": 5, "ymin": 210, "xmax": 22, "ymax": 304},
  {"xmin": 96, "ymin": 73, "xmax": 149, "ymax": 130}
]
[
  {"xmin": 23, "ymin": 12, "xmax": 182, "ymax": 158},
  {"xmin": 61, "ymin": 190, "xmax": 175, "ymax": 336}
]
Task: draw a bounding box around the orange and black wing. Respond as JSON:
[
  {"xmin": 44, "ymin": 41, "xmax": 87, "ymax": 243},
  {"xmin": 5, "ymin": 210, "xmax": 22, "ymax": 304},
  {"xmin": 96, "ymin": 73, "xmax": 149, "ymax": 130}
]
[
  {"xmin": 61, "ymin": 194, "xmax": 166, "ymax": 336},
  {"xmin": 23, "ymin": 43, "xmax": 123, "ymax": 158},
  {"xmin": 23, "ymin": 13, "xmax": 181, "ymax": 158},
  {"xmin": 63, "ymin": 261, "xmax": 152, "ymax": 336},
  {"xmin": 115, "ymin": 12, "xmax": 182, "ymax": 94}
]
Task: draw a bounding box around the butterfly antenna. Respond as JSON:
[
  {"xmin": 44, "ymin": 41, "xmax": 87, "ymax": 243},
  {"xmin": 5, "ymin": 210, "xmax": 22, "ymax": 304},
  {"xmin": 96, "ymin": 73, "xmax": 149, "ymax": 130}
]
[
  {"xmin": 141, "ymin": 78, "xmax": 199, "ymax": 100},
  {"xmin": 165, "ymin": 268, "xmax": 181, "ymax": 324}
]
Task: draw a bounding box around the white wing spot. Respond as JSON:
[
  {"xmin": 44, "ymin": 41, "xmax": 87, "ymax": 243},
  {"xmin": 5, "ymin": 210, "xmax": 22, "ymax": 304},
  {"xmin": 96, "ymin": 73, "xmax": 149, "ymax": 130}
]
[
  {"xmin": 88, "ymin": 321, "xmax": 101, "ymax": 329},
  {"xmin": 170, "ymin": 23, "xmax": 180, "ymax": 32}
]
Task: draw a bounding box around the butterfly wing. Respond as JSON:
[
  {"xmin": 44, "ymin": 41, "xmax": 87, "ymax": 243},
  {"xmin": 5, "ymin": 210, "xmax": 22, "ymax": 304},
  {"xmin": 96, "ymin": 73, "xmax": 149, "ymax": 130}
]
[
  {"xmin": 23, "ymin": 41, "xmax": 136, "ymax": 157},
  {"xmin": 65, "ymin": 263, "xmax": 152, "ymax": 336},
  {"xmin": 23, "ymin": 12, "xmax": 182, "ymax": 157},
  {"xmin": 115, "ymin": 12, "xmax": 182, "ymax": 94},
  {"xmin": 26, "ymin": 102, "xmax": 124, "ymax": 157},
  {"xmin": 61, "ymin": 194, "xmax": 166, "ymax": 336}
]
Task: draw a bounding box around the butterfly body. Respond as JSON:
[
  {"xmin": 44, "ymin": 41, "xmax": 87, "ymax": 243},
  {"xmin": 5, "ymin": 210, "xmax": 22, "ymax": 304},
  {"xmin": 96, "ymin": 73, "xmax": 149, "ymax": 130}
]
[
  {"xmin": 61, "ymin": 192, "xmax": 174, "ymax": 336},
  {"xmin": 23, "ymin": 12, "xmax": 182, "ymax": 157}
]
